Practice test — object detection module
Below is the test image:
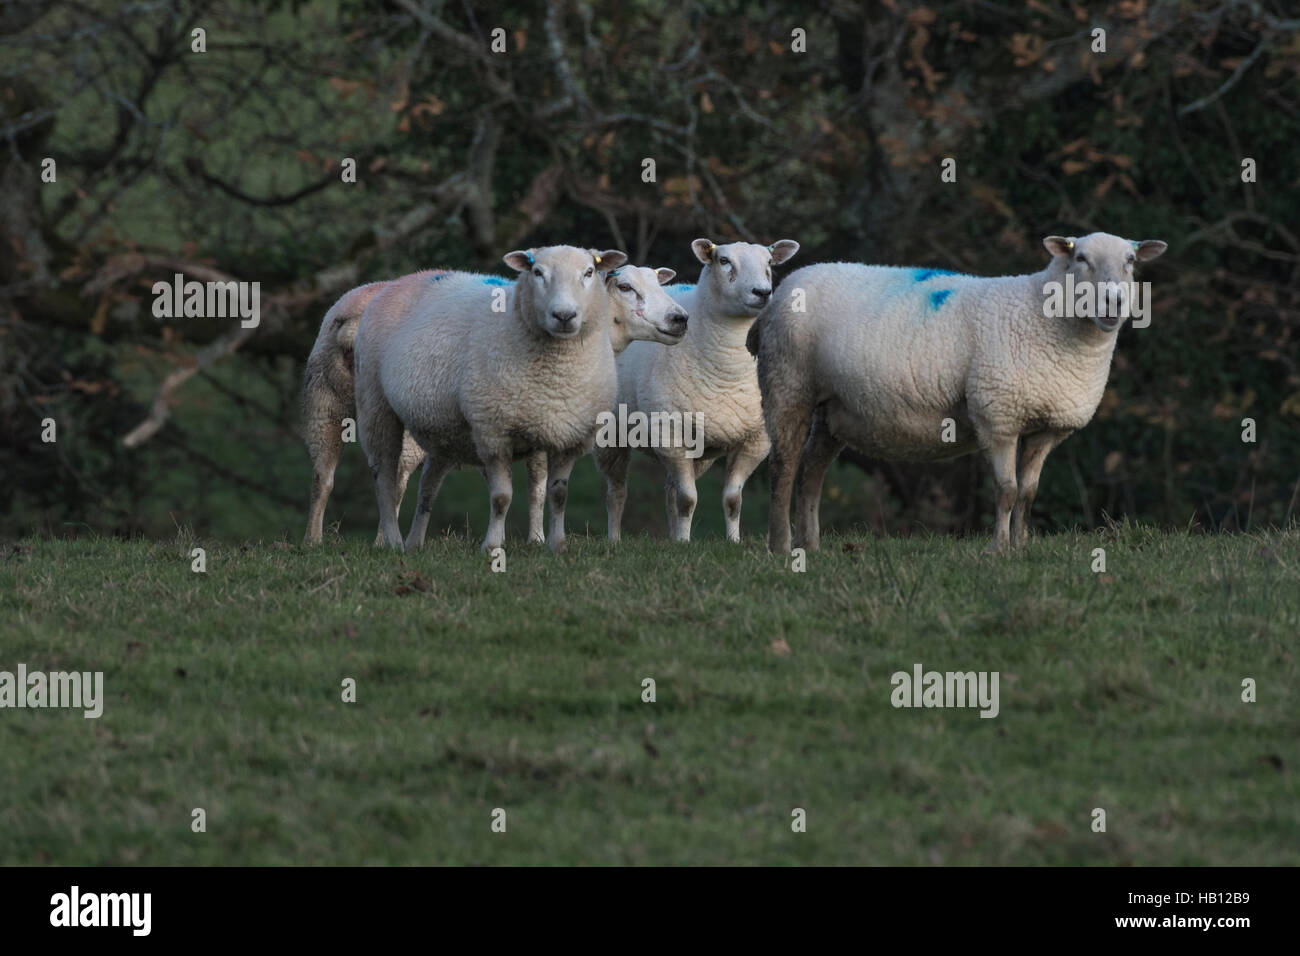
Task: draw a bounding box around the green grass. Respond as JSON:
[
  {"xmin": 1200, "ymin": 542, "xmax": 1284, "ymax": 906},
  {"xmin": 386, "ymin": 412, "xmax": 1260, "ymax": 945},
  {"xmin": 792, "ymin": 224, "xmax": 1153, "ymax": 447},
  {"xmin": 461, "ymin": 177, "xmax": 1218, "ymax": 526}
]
[{"xmin": 1, "ymin": 526, "xmax": 1296, "ymax": 865}]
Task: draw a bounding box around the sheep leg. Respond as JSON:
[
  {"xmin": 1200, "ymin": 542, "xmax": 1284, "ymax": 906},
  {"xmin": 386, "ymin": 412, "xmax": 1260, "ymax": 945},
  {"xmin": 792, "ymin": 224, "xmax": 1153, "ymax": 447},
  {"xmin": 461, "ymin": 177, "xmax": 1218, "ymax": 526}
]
[
  {"xmin": 526, "ymin": 450, "xmax": 548, "ymax": 544},
  {"xmin": 545, "ymin": 450, "xmax": 579, "ymax": 554},
  {"xmin": 1011, "ymin": 430, "xmax": 1068, "ymax": 548},
  {"xmin": 721, "ymin": 446, "xmax": 765, "ymax": 543},
  {"xmin": 480, "ymin": 452, "xmax": 513, "ymax": 553},
  {"xmin": 765, "ymin": 403, "xmax": 815, "ymax": 555},
  {"xmin": 303, "ymin": 413, "xmax": 344, "ymax": 546},
  {"xmin": 376, "ymin": 436, "xmax": 424, "ymax": 546},
  {"xmin": 983, "ymin": 436, "xmax": 1020, "ymax": 555},
  {"xmin": 403, "ymin": 454, "xmax": 450, "ymax": 551},
  {"xmin": 597, "ymin": 445, "xmax": 631, "ymax": 542},
  {"xmin": 362, "ymin": 404, "xmax": 408, "ymax": 551},
  {"xmin": 664, "ymin": 456, "xmax": 699, "ymax": 542},
  {"xmin": 793, "ymin": 412, "xmax": 844, "ymax": 552}
]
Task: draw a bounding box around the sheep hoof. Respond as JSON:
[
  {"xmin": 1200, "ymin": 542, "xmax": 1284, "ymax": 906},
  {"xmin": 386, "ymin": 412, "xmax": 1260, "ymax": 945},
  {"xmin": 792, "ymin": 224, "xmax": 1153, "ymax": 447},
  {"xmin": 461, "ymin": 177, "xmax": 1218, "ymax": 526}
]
[{"xmin": 548, "ymin": 536, "xmax": 567, "ymax": 554}]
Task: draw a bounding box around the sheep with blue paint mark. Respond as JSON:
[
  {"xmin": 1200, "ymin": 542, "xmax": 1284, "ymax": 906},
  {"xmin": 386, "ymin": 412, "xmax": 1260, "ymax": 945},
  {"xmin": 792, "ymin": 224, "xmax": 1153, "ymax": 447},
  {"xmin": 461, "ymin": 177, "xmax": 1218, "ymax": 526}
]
[{"xmin": 746, "ymin": 232, "xmax": 1167, "ymax": 554}]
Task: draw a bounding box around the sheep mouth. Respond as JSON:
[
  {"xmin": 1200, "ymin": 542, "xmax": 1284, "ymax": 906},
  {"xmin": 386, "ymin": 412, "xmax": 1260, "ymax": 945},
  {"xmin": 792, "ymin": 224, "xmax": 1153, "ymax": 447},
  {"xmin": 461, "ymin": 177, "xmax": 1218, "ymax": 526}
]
[
  {"xmin": 656, "ymin": 326, "xmax": 688, "ymax": 341},
  {"xmin": 1091, "ymin": 316, "xmax": 1122, "ymax": 332}
]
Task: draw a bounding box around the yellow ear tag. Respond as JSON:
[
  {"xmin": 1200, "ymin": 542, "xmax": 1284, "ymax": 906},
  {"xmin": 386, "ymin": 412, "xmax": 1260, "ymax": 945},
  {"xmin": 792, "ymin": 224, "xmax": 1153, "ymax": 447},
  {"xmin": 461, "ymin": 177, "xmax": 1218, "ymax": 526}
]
[
  {"xmin": 1066, "ymin": 241, "xmax": 1074, "ymax": 250},
  {"xmin": 594, "ymin": 255, "xmax": 601, "ymax": 264}
]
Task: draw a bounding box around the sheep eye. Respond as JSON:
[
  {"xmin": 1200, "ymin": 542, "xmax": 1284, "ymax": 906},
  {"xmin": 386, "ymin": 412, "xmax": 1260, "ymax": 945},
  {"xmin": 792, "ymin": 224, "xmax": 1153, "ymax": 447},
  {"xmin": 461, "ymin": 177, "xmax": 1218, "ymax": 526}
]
[
  {"xmin": 617, "ymin": 283, "xmax": 633, "ymax": 293},
  {"xmin": 719, "ymin": 257, "xmax": 730, "ymax": 267},
  {"xmin": 1074, "ymin": 254, "xmax": 1086, "ymax": 263},
  {"xmin": 584, "ymin": 267, "xmax": 594, "ymax": 278},
  {"xmin": 532, "ymin": 268, "xmax": 543, "ymax": 278}
]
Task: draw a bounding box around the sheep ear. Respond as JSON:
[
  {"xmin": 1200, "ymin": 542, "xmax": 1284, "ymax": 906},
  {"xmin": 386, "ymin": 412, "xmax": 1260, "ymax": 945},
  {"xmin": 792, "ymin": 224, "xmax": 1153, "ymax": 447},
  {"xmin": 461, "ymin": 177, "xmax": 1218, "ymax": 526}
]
[
  {"xmin": 768, "ymin": 239, "xmax": 800, "ymax": 265},
  {"xmin": 691, "ymin": 238, "xmax": 717, "ymax": 264},
  {"xmin": 1134, "ymin": 239, "xmax": 1167, "ymax": 262},
  {"xmin": 655, "ymin": 268, "xmax": 676, "ymax": 285},
  {"xmin": 1043, "ymin": 236, "xmax": 1075, "ymax": 259},
  {"xmin": 503, "ymin": 250, "xmax": 534, "ymax": 272},
  {"xmin": 592, "ymin": 249, "xmax": 627, "ymax": 272}
]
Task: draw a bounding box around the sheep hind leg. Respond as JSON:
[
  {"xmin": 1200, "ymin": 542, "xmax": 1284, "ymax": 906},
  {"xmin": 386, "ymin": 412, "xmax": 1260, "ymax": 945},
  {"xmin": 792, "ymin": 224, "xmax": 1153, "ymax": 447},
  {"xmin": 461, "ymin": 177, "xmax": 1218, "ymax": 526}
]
[
  {"xmin": 404, "ymin": 454, "xmax": 449, "ymax": 552},
  {"xmin": 982, "ymin": 435, "xmax": 1020, "ymax": 555},
  {"xmin": 793, "ymin": 410, "xmax": 844, "ymax": 552},
  {"xmin": 765, "ymin": 403, "xmax": 814, "ymax": 556},
  {"xmin": 1011, "ymin": 430, "xmax": 1068, "ymax": 548},
  {"xmin": 362, "ymin": 405, "xmax": 408, "ymax": 551},
  {"xmin": 376, "ymin": 435, "xmax": 424, "ymax": 546},
  {"xmin": 304, "ymin": 414, "xmax": 344, "ymax": 546},
  {"xmin": 526, "ymin": 450, "xmax": 548, "ymax": 544}
]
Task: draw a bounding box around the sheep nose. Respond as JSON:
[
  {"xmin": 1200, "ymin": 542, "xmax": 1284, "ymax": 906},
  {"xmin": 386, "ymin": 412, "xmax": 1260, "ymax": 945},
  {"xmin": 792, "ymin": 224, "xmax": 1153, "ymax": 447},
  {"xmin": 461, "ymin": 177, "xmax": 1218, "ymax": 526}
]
[
  {"xmin": 669, "ymin": 310, "xmax": 688, "ymax": 329},
  {"xmin": 752, "ymin": 287, "xmax": 772, "ymax": 299},
  {"xmin": 551, "ymin": 309, "xmax": 577, "ymax": 326}
]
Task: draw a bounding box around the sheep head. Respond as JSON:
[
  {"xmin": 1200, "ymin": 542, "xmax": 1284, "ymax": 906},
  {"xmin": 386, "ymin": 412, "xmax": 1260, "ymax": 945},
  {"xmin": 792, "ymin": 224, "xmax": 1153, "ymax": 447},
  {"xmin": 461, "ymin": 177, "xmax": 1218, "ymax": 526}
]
[
  {"xmin": 691, "ymin": 238, "xmax": 800, "ymax": 317},
  {"xmin": 503, "ymin": 245, "xmax": 627, "ymax": 339},
  {"xmin": 604, "ymin": 265, "xmax": 689, "ymax": 349},
  {"xmin": 1043, "ymin": 232, "xmax": 1167, "ymax": 332}
]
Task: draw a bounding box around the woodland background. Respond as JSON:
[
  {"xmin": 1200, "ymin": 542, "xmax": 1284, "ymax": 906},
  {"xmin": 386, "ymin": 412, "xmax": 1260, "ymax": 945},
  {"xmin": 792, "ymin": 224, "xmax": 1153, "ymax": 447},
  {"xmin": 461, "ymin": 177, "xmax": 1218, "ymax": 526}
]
[{"xmin": 2, "ymin": 0, "xmax": 1298, "ymax": 541}]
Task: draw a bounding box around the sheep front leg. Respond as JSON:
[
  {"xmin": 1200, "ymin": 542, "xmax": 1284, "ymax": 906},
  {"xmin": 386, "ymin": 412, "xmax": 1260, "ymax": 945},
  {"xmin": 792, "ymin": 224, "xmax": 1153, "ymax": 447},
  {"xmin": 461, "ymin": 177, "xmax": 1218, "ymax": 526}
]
[
  {"xmin": 663, "ymin": 455, "xmax": 699, "ymax": 542},
  {"xmin": 545, "ymin": 450, "xmax": 579, "ymax": 554},
  {"xmin": 793, "ymin": 412, "xmax": 844, "ymax": 552},
  {"xmin": 721, "ymin": 443, "xmax": 767, "ymax": 543},
  {"xmin": 404, "ymin": 454, "xmax": 450, "ymax": 551},
  {"xmin": 983, "ymin": 436, "xmax": 1020, "ymax": 555},
  {"xmin": 1011, "ymin": 430, "xmax": 1068, "ymax": 548},
  {"xmin": 481, "ymin": 452, "xmax": 514, "ymax": 553},
  {"xmin": 526, "ymin": 450, "xmax": 548, "ymax": 544}
]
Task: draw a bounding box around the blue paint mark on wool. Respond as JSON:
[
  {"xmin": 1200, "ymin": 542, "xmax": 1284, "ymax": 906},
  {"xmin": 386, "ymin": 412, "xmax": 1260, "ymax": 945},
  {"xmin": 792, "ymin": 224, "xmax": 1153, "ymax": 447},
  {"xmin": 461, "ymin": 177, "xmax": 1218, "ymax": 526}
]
[
  {"xmin": 480, "ymin": 276, "xmax": 511, "ymax": 287},
  {"xmin": 913, "ymin": 268, "xmax": 956, "ymax": 283},
  {"xmin": 929, "ymin": 289, "xmax": 952, "ymax": 310}
]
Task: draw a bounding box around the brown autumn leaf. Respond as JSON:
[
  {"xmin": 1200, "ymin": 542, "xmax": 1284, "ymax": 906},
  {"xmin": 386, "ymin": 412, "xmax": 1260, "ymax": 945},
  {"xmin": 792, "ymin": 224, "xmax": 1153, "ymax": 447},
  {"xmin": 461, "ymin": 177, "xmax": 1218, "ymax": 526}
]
[
  {"xmin": 393, "ymin": 570, "xmax": 432, "ymax": 596},
  {"xmin": 770, "ymin": 638, "xmax": 792, "ymax": 656}
]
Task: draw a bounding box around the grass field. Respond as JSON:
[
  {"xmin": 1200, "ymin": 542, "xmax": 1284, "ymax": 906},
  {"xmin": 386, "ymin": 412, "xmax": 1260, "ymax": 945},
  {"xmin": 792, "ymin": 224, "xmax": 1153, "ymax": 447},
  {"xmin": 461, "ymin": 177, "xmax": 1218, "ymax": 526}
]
[{"xmin": 1, "ymin": 526, "xmax": 1297, "ymax": 865}]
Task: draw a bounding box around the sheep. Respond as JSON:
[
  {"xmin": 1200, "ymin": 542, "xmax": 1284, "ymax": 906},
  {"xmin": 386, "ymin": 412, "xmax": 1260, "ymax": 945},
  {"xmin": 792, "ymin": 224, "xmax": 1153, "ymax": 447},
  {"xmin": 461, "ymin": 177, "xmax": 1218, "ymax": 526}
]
[
  {"xmin": 352, "ymin": 245, "xmax": 629, "ymax": 554},
  {"xmin": 300, "ymin": 263, "xmax": 685, "ymax": 547},
  {"xmin": 746, "ymin": 231, "xmax": 1168, "ymax": 555},
  {"xmin": 596, "ymin": 238, "xmax": 799, "ymax": 542},
  {"xmin": 301, "ymin": 276, "xmax": 434, "ymax": 546},
  {"xmin": 513, "ymin": 263, "xmax": 688, "ymax": 543}
]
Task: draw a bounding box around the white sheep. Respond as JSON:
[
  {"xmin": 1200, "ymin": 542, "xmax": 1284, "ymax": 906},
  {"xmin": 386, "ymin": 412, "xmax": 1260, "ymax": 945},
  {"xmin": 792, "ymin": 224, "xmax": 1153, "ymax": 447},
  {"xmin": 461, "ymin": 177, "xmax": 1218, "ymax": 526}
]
[
  {"xmin": 301, "ymin": 277, "xmax": 428, "ymax": 546},
  {"xmin": 596, "ymin": 238, "xmax": 799, "ymax": 542},
  {"xmin": 746, "ymin": 231, "xmax": 1167, "ymax": 555},
  {"xmin": 300, "ymin": 264, "xmax": 685, "ymax": 546},
  {"xmin": 353, "ymin": 245, "xmax": 628, "ymax": 554}
]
